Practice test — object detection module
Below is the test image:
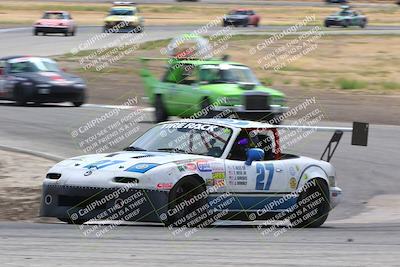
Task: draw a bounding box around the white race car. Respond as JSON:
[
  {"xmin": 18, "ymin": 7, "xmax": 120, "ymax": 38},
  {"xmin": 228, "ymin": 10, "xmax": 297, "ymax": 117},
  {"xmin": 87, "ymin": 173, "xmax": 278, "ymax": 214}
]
[{"xmin": 40, "ymin": 119, "xmax": 368, "ymax": 228}]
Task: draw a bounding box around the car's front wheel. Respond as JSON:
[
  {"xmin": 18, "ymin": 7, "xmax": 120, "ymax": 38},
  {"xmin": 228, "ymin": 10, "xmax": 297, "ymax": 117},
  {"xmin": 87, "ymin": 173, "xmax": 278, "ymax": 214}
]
[
  {"xmin": 155, "ymin": 94, "xmax": 168, "ymax": 122},
  {"xmin": 167, "ymin": 176, "xmax": 209, "ymax": 228},
  {"xmin": 289, "ymin": 179, "xmax": 330, "ymax": 228}
]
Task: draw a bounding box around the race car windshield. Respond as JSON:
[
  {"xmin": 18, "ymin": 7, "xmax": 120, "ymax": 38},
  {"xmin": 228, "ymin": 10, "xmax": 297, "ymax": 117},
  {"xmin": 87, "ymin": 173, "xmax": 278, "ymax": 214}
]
[
  {"xmin": 110, "ymin": 9, "xmax": 135, "ymax": 15},
  {"xmin": 229, "ymin": 10, "xmax": 248, "ymax": 15},
  {"xmin": 9, "ymin": 58, "xmax": 60, "ymax": 73},
  {"xmin": 129, "ymin": 123, "xmax": 233, "ymax": 157},
  {"xmin": 200, "ymin": 65, "xmax": 259, "ymax": 84},
  {"xmin": 42, "ymin": 13, "xmax": 67, "ymax": 19}
]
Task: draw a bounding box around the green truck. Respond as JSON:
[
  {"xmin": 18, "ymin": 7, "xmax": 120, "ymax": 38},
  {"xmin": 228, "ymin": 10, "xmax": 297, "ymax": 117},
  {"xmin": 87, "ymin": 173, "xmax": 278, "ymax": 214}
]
[{"xmin": 139, "ymin": 57, "xmax": 288, "ymax": 123}]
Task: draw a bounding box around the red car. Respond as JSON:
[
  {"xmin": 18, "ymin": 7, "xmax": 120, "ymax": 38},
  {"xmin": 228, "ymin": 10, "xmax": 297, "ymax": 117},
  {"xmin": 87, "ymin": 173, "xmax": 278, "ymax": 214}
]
[
  {"xmin": 223, "ymin": 9, "xmax": 261, "ymax": 27},
  {"xmin": 33, "ymin": 11, "xmax": 77, "ymax": 36}
]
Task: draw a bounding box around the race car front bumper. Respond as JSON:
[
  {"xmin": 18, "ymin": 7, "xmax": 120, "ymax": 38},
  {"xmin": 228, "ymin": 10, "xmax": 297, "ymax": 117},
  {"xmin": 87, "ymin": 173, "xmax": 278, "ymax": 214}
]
[
  {"xmin": 325, "ymin": 19, "xmax": 344, "ymax": 26},
  {"xmin": 34, "ymin": 26, "xmax": 69, "ymax": 34},
  {"xmin": 40, "ymin": 184, "xmax": 169, "ymax": 223},
  {"xmin": 24, "ymin": 84, "xmax": 86, "ymax": 103},
  {"xmin": 329, "ymin": 186, "xmax": 342, "ymax": 208}
]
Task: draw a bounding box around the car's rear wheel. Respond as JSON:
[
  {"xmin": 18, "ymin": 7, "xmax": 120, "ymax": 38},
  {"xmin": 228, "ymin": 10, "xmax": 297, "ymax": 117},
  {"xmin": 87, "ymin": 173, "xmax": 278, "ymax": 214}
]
[
  {"xmin": 290, "ymin": 179, "xmax": 330, "ymax": 228},
  {"xmin": 324, "ymin": 21, "xmax": 330, "ymax": 27},
  {"xmin": 14, "ymin": 86, "xmax": 27, "ymax": 106},
  {"xmin": 360, "ymin": 20, "xmax": 367, "ymax": 28},
  {"xmin": 155, "ymin": 94, "xmax": 168, "ymax": 122},
  {"xmin": 342, "ymin": 20, "xmax": 349, "ymax": 28},
  {"xmin": 167, "ymin": 176, "xmax": 209, "ymax": 228},
  {"xmin": 33, "ymin": 29, "xmax": 38, "ymax": 36},
  {"xmin": 73, "ymin": 101, "xmax": 84, "ymax": 107}
]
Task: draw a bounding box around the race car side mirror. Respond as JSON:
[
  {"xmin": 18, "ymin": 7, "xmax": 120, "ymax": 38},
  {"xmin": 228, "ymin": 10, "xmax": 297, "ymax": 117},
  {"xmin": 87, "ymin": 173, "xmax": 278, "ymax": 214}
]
[{"xmin": 245, "ymin": 148, "xmax": 264, "ymax": 166}]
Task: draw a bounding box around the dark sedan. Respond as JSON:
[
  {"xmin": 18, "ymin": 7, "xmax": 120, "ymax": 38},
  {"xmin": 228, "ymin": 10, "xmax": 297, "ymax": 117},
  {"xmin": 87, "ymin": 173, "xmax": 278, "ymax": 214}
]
[{"xmin": 0, "ymin": 56, "xmax": 86, "ymax": 106}]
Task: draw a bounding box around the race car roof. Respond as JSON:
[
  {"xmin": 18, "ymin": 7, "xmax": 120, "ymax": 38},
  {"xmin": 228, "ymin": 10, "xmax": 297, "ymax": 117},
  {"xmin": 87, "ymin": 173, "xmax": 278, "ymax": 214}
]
[
  {"xmin": 44, "ymin": 11, "xmax": 69, "ymax": 14},
  {"xmin": 0, "ymin": 55, "xmax": 31, "ymax": 61},
  {"xmin": 172, "ymin": 59, "xmax": 245, "ymax": 66},
  {"xmin": 162, "ymin": 119, "xmax": 275, "ymax": 129}
]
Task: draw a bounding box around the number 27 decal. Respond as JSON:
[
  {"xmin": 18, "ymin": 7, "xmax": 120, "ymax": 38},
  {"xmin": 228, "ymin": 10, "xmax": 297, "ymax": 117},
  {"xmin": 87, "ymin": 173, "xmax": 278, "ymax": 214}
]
[{"xmin": 255, "ymin": 163, "xmax": 274, "ymax": 190}]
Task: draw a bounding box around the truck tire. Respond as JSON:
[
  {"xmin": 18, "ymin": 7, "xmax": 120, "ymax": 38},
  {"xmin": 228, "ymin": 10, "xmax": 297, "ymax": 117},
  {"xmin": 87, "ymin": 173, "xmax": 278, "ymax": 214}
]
[{"xmin": 155, "ymin": 95, "xmax": 168, "ymax": 122}]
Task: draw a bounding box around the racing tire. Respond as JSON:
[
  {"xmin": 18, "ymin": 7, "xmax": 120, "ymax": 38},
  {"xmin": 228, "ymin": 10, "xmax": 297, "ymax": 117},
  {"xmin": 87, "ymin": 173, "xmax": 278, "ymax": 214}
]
[
  {"xmin": 342, "ymin": 20, "xmax": 349, "ymax": 28},
  {"xmin": 135, "ymin": 26, "xmax": 143, "ymax": 33},
  {"xmin": 33, "ymin": 29, "xmax": 38, "ymax": 36},
  {"xmin": 166, "ymin": 176, "xmax": 210, "ymax": 228},
  {"xmin": 254, "ymin": 22, "xmax": 259, "ymax": 27},
  {"xmin": 155, "ymin": 95, "xmax": 168, "ymax": 123},
  {"xmin": 14, "ymin": 86, "xmax": 27, "ymax": 106},
  {"xmin": 72, "ymin": 101, "xmax": 84, "ymax": 107},
  {"xmin": 324, "ymin": 21, "xmax": 330, "ymax": 28},
  {"xmin": 272, "ymin": 114, "xmax": 283, "ymax": 125},
  {"xmin": 360, "ymin": 20, "xmax": 367, "ymax": 28},
  {"xmin": 199, "ymin": 98, "xmax": 213, "ymax": 118},
  {"xmin": 290, "ymin": 179, "xmax": 330, "ymax": 228}
]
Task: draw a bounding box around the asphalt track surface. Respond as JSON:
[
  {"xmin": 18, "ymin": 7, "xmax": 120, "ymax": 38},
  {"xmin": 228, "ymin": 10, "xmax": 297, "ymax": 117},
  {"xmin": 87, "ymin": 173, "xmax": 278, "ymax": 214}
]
[
  {"xmin": 1, "ymin": 21, "xmax": 400, "ymax": 265},
  {"xmin": 29, "ymin": 0, "xmax": 400, "ymax": 8},
  {"xmin": 1, "ymin": 25, "xmax": 400, "ymax": 57},
  {"xmin": 0, "ymin": 104, "xmax": 399, "ymax": 265}
]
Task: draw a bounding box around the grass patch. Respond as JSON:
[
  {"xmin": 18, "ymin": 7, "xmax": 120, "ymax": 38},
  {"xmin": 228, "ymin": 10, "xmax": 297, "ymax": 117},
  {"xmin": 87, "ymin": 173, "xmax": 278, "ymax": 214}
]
[
  {"xmin": 0, "ymin": 3, "xmax": 108, "ymax": 12},
  {"xmin": 336, "ymin": 78, "xmax": 368, "ymax": 90},
  {"xmin": 382, "ymin": 81, "xmax": 400, "ymax": 90},
  {"xmin": 261, "ymin": 77, "xmax": 273, "ymax": 86}
]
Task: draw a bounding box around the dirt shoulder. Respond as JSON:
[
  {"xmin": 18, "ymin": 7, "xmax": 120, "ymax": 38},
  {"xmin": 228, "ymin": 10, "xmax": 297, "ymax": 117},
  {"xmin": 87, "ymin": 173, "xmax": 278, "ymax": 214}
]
[
  {"xmin": 0, "ymin": 149, "xmax": 55, "ymax": 221},
  {"xmin": 0, "ymin": 1, "xmax": 399, "ymax": 27},
  {"xmin": 57, "ymin": 34, "xmax": 400, "ymax": 125}
]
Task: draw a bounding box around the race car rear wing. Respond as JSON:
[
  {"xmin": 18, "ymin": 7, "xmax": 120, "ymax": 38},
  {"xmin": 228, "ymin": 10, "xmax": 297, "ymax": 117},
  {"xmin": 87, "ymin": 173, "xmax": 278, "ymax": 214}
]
[{"xmin": 276, "ymin": 122, "xmax": 369, "ymax": 162}]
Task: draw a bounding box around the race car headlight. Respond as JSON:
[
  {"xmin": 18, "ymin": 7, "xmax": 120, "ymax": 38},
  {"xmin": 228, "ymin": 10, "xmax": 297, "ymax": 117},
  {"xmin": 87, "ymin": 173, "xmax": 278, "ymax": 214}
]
[
  {"xmin": 271, "ymin": 97, "xmax": 286, "ymax": 106},
  {"xmin": 46, "ymin": 173, "xmax": 61, "ymax": 180},
  {"xmin": 74, "ymin": 83, "xmax": 86, "ymax": 88},
  {"xmin": 225, "ymin": 96, "xmax": 241, "ymax": 105},
  {"xmin": 328, "ymin": 176, "xmax": 336, "ymax": 187},
  {"xmin": 113, "ymin": 177, "xmax": 139, "ymax": 184}
]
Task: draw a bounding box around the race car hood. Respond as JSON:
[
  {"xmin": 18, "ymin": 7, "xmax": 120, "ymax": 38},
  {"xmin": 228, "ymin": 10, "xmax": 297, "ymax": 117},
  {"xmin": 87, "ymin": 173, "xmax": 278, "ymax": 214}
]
[
  {"xmin": 52, "ymin": 151, "xmax": 210, "ymax": 172},
  {"xmin": 199, "ymin": 83, "xmax": 285, "ymax": 102},
  {"xmin": 326, "ymin": 15, "xmax": 344, "ymax": 20},
  {"xmin": 13, "ymin": 72, "xmax": 84, "ymax": 85},
  {"xmin": 225, "ymin": 15, "xmax": 248, "ymax": 20},
  {"xmin": 105, "ymin": 15, "xmax": 139, "ymax": 22},
  {"xmin": 47, "ymin": 151, "xmax": 212, "ymax": 188},
  {"xmin": 35, "ymin": 19, "xmax": 70, "ymax": 26}
]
